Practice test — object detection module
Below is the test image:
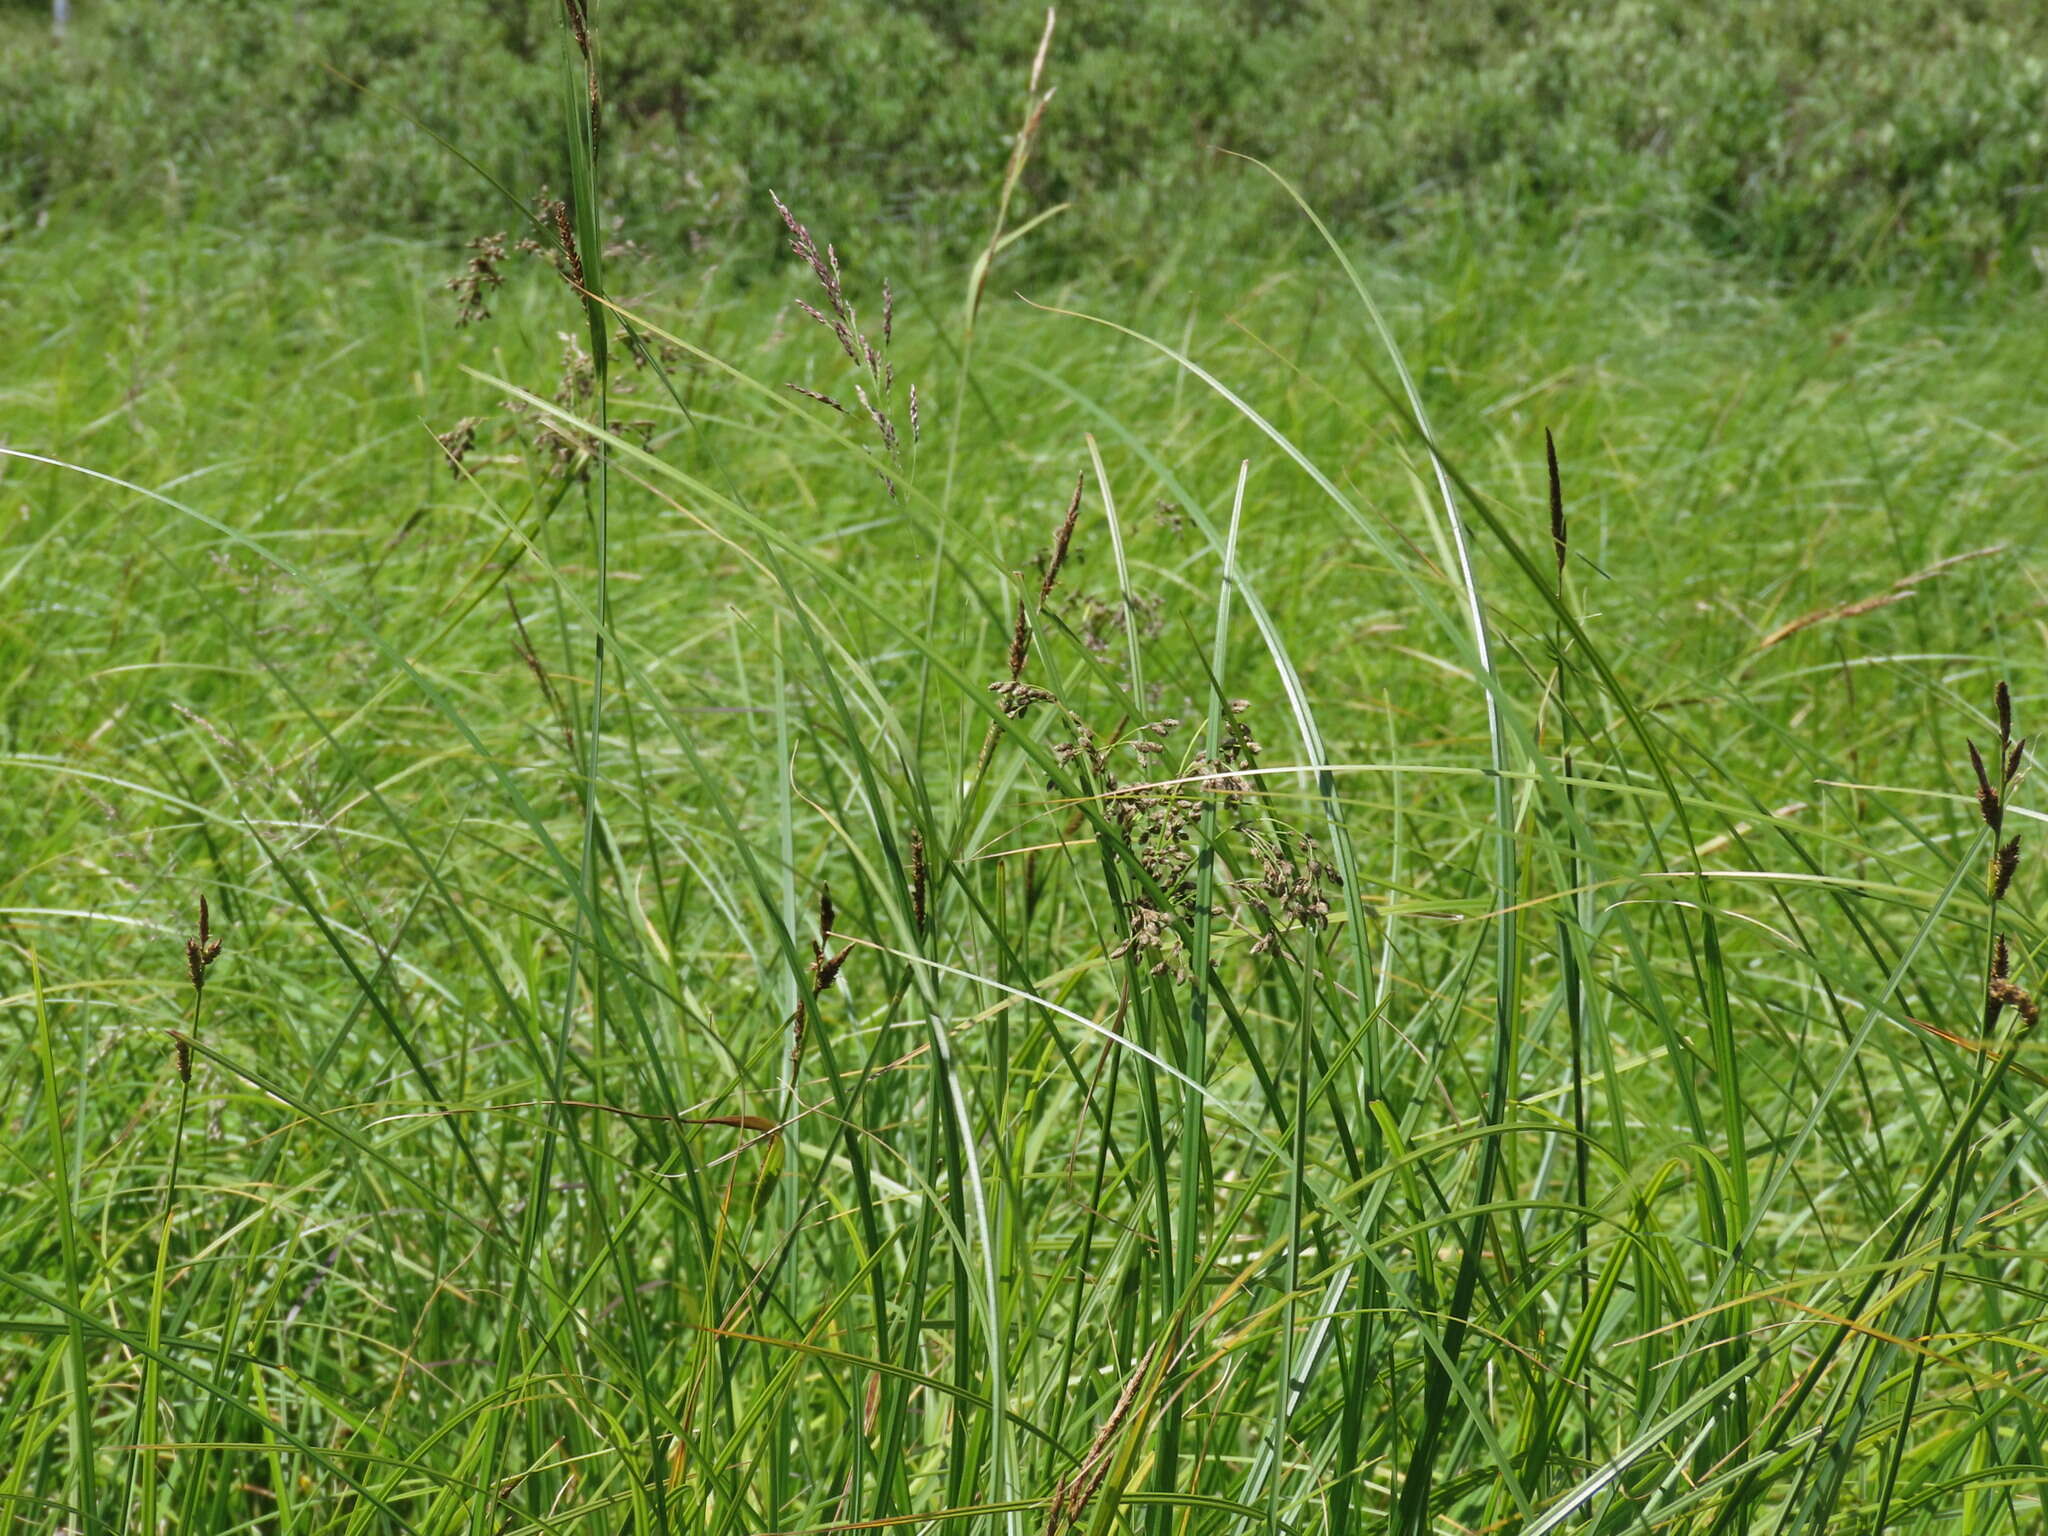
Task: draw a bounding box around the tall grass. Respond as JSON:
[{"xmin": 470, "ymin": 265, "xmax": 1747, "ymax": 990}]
[{"xmin": 3, "ymin": 10, "xmax": 2048, "ymax": 1535}]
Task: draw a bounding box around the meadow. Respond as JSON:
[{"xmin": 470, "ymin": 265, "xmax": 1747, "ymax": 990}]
[{"xmin": 6, "ymin": 4, "xmax": 2048, "ymax": 1534}]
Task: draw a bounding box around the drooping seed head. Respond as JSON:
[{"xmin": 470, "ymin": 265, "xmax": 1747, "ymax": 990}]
[{"xmin": 1989, "ymin": 976, "xmax": 2041, "ymax": 1029}]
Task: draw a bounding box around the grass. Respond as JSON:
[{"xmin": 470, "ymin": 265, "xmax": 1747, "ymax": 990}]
[{"xmin": 6, "ymin": 60, "xmax": 2048, "ymax": 1535}]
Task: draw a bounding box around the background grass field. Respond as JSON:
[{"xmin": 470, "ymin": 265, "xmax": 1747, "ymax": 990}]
[{"xmin": 6, "ymin": 4, "xmax": 2048, "ymax": 1534}]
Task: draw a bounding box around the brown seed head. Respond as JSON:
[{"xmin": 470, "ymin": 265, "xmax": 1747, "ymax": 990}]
[
  {"xmin": 855, "ymin": 382, "xmax": 897, "ymax": 454},
  {"xmin": 910, "ymin": 830, "xmax": 928, "ymax": 932},
  {"xmin": 1970, "ymin": 740, "xmax": 2002, "ymax": 831},
  {"xmin": 1044, "ymin": 1341, "xmax": 1157, "ymax": 1536},
  {"xmin": 818, "ymin": 884, "xmax": 835, "ymax": 944},
  {"xmin": 2007, "ymin": 737, "xmax": 2028, "ymax": 786},
  {"xmin": 436, "ymin": 416, "xmax": 483, "ymax": 477},
  {"xmin": 1039, "ymin": 471, "xmax": 1085, "ymax": 608},
  {"xmin": 786, "ymin": 382, "xmax": 846, "ymax": 413},
  {"xmin": 1996, "ymin": 836, "xmax": 2023, "ymax": 902},
  {"xmin": 550, "ymin": 199, "xmax": 584, "ymax": 289},
  {"xmin": 184, "ymin": 895, "xmax": 223, "ymax": 993},
  {"xmin": 1545, "ymin": 427, "xmax": 1566, "ymax": 591},
  {"xmin": 1007, "ymin": 600, "xmax": 1032, "ymax": 681},
  {"xmin": 172, "ymin": 1032, "xmax": 192, "ymax": 1084},
  {"xmin": 447, "ymin": 233, "xmax": 508, "ymax": 326},
  {"xmin": 812, "ymin": 943, "xmax": 853, "ymax": 993},
  {"xmin": 1997, "ymin": 680, "xmax": 2012, "ymax": 745},
  {"xmin": 1990, "ymin": 933, "xmax": 2015, "ymax": 1031},
  {"xmin": 1989, "ymin": 976, "xmax": 2041, "ymax": 1029},
  {"xmin": 788, "ymin": 996, "xmax": 808, "ymax": 1076}
]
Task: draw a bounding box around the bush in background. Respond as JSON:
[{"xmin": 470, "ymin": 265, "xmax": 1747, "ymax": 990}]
[{"xmin": 4, "ymin": 0, "xmax": 2046, "ymax": 283}]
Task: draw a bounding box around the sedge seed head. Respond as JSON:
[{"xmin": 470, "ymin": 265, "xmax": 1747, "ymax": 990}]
[
  {"xmin": 910, "ymin": 830, "xmax": 928, "ymax": 931},
  {"xmin": 1545, "ymin": 427, "xmax": 1566, "ymax": 588},
  {"xmin": 812, "ymin": 943, "xmax": 852, "ymax": 993},
  {"xmin": 1970, "ymin": 740, "xmax": 2003, "ymax": 830},
  {"xmin": 1990, "ymin": 976, "xmax": 2041, "ymax": 1029},
  {"xmin": 1996, "ymin": 836, "xmax": 2023, "ymax": 902}
]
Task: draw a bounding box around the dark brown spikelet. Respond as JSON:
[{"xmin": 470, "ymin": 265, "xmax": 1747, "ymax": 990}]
[
  {"xmin": 818, "ymin": 884, "xmax": 835, "ymax": 944},
  {"xmin": 1970, "ymin": 740, "xmax": 2002, "ymax": 831},
  {"xmin": 171, "ymin": 1032, "xmax": 192, "ymax": 1084},
  {"xmin": 562, "ymin": 0, "xmax": 601, "ymax": 135},
  {"xmin": 436, "ymin": 416, "xmax": 482, "ymax": 478},
  {"xmin": 787, "ymin": 383, "xmax": 846, "ymax": 413},
  {"xmin": 1007, "ymin": 599, "xmax": 1032, "ymax": 681},
  {"xmin": 1545, "ymin": 427, "xmax": 1566, "ymax": 593},
  {"xmin": 184, "ymin": 894, "xmax": 224, "ymax": 994},
  {"xmin": 812, "ymin": 943, "xmax": 853, "ymax": 993},
  {"xmin": 910, "ymin": 830, "xmax": 928, "ymax": 932},
  {"xmin": 787, "ymin": 996, "xmax": 808, "ymax": 1077},
  {"xmin": 1044, "ymin": 1342, "xmax": 1158, "ymax": 1536},
  {"xmin": 447, "ymin": 233, "xmax": 508, "ymax": 326},
  {"xmin": 1996, "ymin": 836, "xmax": 2023, "ymax": 902},
  {"xmin": 1038, "ymin": 471, "xmax": 1086, "ymax": 608},
  {"xmin": 1997, "ymin": 680, "xmax": 2013, "ymax": 746},
  {"xmin": 1989, "ymin": 977, "xmax": 2041, "ymax": 1029},
  {"xmin": 2008, "ymin": 737, "xmax": 2028, "ymax": 786},
  {"xmin": 1989, "ymin": 933, "xmax": 2015, "ymax": 1031},
  {"xmin": 552, "ymin": 199, "xmax": 585, "ymax": 289}
]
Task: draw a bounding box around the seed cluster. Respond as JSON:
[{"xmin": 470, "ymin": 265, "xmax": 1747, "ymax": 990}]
[
  {"xmin": 774, "ymin": 196, "xmax": 916, "ymax": 493},
  {"xmin": 446, "ymin": 233, "xmax": 507, "ymax": 326},
  {"xmin": 174, "ymin": 895, "xmax": 225, "ymax": 1084},
  {"xmin": 1974, "ymin": 681, "xmax": 2035, "ymax": 1031}
]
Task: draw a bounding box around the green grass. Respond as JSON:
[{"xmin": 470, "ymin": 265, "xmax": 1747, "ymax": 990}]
[{"xmin": 6, "ymin": 95, "xmax": 2048, "ymax": 1536}]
